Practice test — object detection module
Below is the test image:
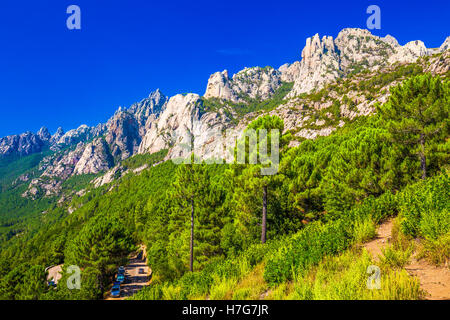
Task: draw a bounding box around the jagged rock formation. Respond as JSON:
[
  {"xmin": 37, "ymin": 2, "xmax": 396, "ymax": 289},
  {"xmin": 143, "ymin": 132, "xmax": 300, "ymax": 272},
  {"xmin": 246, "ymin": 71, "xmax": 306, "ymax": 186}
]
[
  {"xmin": 4, "ymin": 28, "xmax": 448, "ymax": 198},
  {"xmin": 21, "ymin": 89, "xmax": 168, "ymax": 196},
  {"xmin": 280, "ymin": 28, "xmax": 444, "ymax": 98},
  {"xmin": 103, "ymin": 89, "xmax": 168, "ymax": 160},
  {"xmin": 139, "ymin": 93, "xmax": 238, "ymax": 161},
  {"xmin": 204, "ymin": 67, "xmax": 282, "ymax": 103},
  {"xmin": 285, "ymin": 33, "xmax": 341, "ymax": 97},
  {"xmin": 439, "ymin": 36, "xmax": 450, "ymax": 52},
  {"xmin": 50, "ymin": 127, "xmax": 65, "ymax": 145},
  {"xmin": 129, "ymin": 89, "xmax": 168, "ymax": 130},
  {"xmin": 0, "ymin": 128, "xmax": 49, "ymax": 156},
  {"xmin": 37, "ymin": 127, "xmax": 51, "ymax": 142},
  {"xmin": 74, "ymin": 138, "xmax": 113, "ymax": 175},
  {"xmin": 54, "ymin": 124, "xmax": 104, "ymax": 148},
  {"xmin": 105, "ymin": 110, "xmax": 141, "ymax": 160}
]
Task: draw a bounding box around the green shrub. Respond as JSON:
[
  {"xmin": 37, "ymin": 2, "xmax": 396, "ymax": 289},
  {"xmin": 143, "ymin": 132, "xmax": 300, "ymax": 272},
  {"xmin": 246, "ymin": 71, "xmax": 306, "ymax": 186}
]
[
  {"xmin": 287, "ymin": 249, "xmax": 421, "ymax": 300},
  {"xmin": 398, "ymin": 173, "xmax": 449, "ymax": 239},
  {"xmin": 353, "ymin": 218, "xmax": 376, "ymax": 244}
]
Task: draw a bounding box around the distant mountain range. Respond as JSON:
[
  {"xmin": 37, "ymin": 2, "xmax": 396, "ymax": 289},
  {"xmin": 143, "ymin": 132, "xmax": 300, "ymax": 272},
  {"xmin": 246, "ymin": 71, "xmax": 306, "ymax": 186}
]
[{"xmin": 1, "ymin": 28, "xmax": 449, "ymax": 199}]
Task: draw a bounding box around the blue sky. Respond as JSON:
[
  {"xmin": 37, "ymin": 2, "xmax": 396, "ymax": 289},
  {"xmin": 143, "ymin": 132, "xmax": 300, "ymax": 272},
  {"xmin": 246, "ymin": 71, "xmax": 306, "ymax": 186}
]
[{"xmin": 0, "ymin": 0, "xmax": 449, "ymax": 137}]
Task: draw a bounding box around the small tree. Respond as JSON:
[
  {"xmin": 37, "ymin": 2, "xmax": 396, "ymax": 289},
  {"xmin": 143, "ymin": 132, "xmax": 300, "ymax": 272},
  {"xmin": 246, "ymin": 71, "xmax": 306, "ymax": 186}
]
[
  {"xmin": 233, "ymin": 115, "xmax": 285, "ymax": 244},
  {"xmin": 171, "ymin": 154, "xmax": 207, "ymax": 272},
  {"xmin": 378, "ymin": 74, "xmax": 449, "ymax": 179}
]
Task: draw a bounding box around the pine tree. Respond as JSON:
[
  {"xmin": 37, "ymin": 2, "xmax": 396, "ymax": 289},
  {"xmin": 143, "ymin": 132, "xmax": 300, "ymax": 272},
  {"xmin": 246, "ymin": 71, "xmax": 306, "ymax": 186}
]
[
  {"xmin": 171, "ymin": 154, "xmax": 208, "ymax": 272},
  {"xmin": 233, "ymin": 115, "xmax": 285, "ymax": 244},
  {"xmin": 378, "ymin": 74, "xmax": 449, "ymax": 179}
]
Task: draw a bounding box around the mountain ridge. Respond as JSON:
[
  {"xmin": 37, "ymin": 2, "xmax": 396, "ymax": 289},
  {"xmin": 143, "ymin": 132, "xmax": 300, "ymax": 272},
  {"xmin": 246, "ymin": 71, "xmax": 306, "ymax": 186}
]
[{"xmin": 1, "ymin": 27, "xmax": 449, "ymax": 199}]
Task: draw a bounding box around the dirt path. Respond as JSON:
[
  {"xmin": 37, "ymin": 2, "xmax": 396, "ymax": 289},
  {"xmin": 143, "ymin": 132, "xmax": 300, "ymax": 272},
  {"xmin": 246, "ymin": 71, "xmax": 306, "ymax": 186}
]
[
  {"xmin": 405, "ymin": 255, "xmax": 450, "ymax": 300},
  {"xmin": 107, "ymin": 246, "xmax": 152, "ymax": 300},
  {"xmin": 364, "ymin": 219, "xmax": 393, "ymax": 262},
  {"xmin": 364, "ymin": 219, "xmax": 450, "ymax": 300},
  {"xmin": 46, "ymin": 264, "xmax": 63, "ymax": 284}
]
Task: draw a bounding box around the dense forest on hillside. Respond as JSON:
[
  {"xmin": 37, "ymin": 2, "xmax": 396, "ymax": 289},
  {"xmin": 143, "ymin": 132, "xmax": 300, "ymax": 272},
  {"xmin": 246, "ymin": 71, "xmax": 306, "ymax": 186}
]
[{"xmin": 0, "ymin": 73, "xmax": 448, "ymax": 300}]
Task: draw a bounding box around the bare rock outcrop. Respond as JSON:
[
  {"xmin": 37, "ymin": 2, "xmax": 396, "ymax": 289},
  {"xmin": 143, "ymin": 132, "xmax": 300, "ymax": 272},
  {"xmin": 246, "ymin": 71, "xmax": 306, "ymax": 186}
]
[
  {"xmin": 283, "ymin": 28, "xmax": 446, "ymax": 98},
  {"xmin": 0, "ymin": 131, "xmax": 47, "ymax": 156},
  {"xmin": 73, "ymin": 138, "xmax": 113, "ymax": 175},
  {"xmin": 204, "ymin": 67, "xmax": 282, "ymax": 103},
  {"xmin": 439, "ymin": 36, "xmax": 450, "ymax": 52}
]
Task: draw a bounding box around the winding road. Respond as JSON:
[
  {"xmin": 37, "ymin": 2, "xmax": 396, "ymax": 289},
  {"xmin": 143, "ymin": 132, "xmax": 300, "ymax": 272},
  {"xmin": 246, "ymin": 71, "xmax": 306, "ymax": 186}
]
[{"xmin": 107, "ymin": 246, "xmax": 152, "ymax": 300}]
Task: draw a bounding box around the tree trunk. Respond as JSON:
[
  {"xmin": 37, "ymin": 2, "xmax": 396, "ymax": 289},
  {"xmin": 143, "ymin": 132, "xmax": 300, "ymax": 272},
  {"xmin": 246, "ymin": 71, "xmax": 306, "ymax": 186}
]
[
  {"xmin": 190, "ymin": 198, "xmax": 194, "ymax": 272},
  {"xmin": 420, "ymin": 134, "xmax": 427, "ymax": 179},
  {"xmin": 261, "ymin": 185, "xmax": 267, "ymax": 244}
]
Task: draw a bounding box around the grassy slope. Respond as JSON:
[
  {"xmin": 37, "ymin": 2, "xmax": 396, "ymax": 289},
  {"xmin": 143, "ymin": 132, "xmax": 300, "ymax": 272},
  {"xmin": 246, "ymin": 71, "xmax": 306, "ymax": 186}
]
[{"xmin": 131, "ymin": 173, "xmax": 448, "ymax": 300}]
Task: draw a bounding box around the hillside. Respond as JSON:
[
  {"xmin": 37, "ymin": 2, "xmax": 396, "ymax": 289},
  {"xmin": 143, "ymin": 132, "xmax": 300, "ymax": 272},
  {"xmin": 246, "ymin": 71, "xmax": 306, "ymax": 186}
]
[{"xmin": 0, "ymin": 28, "xmax": 449, "ymax": 300}]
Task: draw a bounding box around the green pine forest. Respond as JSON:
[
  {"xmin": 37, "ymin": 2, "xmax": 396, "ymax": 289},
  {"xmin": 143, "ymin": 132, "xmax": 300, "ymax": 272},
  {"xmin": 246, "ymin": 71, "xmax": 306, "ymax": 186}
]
[{"xmin": 0, "ymin": 72, "xmax": 448, "ymax": 300}]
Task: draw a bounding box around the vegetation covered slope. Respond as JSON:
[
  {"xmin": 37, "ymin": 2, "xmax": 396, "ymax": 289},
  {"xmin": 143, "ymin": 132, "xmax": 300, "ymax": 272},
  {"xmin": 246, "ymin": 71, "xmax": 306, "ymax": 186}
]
[{"xmin": 0, "ymin": 73, "xmax": 448, "ymax": 300}]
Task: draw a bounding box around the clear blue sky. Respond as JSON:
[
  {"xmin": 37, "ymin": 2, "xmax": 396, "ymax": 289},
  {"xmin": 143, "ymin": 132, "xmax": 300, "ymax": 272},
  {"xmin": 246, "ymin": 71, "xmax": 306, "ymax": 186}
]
[{"xmin": 0, "ymin": 0, "xmax": 448, "ymax": 137}]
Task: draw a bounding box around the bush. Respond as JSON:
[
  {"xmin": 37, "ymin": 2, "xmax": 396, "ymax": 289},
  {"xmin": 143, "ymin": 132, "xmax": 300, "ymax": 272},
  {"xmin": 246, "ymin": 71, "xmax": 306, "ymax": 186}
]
[
  {"xmin": 398, "ymin": 173, "xmax": 449, "ymax": 239},
  {"xmin": 263, "ymin": 219, "xmax": 352, "ymax": 285},
  {"xmin": 285, "ymin": 248, "xmax": 422, "ymax": 300}
]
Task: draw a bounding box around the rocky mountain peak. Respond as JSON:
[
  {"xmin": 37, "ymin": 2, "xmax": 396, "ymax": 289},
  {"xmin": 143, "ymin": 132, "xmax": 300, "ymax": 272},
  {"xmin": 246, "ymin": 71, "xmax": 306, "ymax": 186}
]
[
  {"xmin": 440, "ymin": 36, "xmax": 450, "ymax": 52},
  {"xmin": 302, "ymin": 33, "xmax": 336, "ymax": 63},
  {"xmin": 139, "ymin": 93, "xmax": 206, "ymax": 156},
  {"xmin": 50, "ymin": 127, "xmax": 64, "ymax": 145},
  {"xmin": 204, "ymin": 70, "xmax": 234, "ymax": 101},
  {"xmin": 105, "ymin": 110, "xmax": 141, "ymax": 160},
  {"xmin": 284, "ymin": 28, "xmax": 444, "ymax": 97},
  {"xmin": 73, "ymin": 138, "xmax": 113, "ymax": 175},
  {"xmin": 56, "ymin": 124, "xmax": 93, "ymax": 147},
  {"xmin": 284, "ymin": 32, "xmax": 341, "ymax": 97},
  {"xmin": 0, "ymin": 131, "xmax": 46, "ymax": 157},
  {"xmin": 37, "ymin": 127, "xmax": 51, "ymax": 142},
  {"xmin": 382, "ymin": 34, "xmax": 399, "ymax": 47},
  {"xmin": 204, "ymin": 67, "xmax": 281, "ymax": 103},
  {"xmin": 128, "ymin": 89, "xmax": 168, "ymax": 126}
]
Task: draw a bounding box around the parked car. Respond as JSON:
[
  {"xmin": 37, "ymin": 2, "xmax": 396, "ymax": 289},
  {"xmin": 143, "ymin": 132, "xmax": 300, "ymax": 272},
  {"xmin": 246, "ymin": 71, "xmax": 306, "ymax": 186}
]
[
  {"xmin": 111, "ymin": 282, "xmax": 121, "ymax": 298},
  {"xmin": 117, "ymin": 273, "xmax": 125, "ymax": 283},
  {"xmin": 118, "ymin": 266, "xmax": 125, "ymax": 274},
  {"xmin": 138, "ymin": 268, "xmax": 145, "ymax": 274}
]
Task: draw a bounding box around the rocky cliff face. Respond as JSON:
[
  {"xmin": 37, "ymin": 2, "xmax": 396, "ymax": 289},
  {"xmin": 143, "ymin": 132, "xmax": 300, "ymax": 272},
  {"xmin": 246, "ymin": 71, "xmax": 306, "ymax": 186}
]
[
  {"xmin": 281, "ymin": 28, "xmax": 442, "ymax": 97},
  {"xmin": 105, "ymin": 110, "xmax": 141, "ymax": 160},
  {"xmin": 439, "ymin": 36, "xmax": 450, "ymax": 52},
  {"xmin": 128, "ymin": 89, "xmax": 168, "ymax": 132},
  {"xmin": 105, "ymin": 89, "xmax": 168, "ymax": 160},
  {"xmin": 0, "ymin": 127, "xmax": 50, "ymax": 157},
  {"xmin": 204, "ymin": 67, "xmax": 282, "ymax": 103},
  {"xmin": 5, "ymin": 28, "xmax": 448, "ymax": 198},
  {"xmin": 139, "ymin": 29, "xmax": 449, "ymax": 164},
  {"xmin": 50, "ymin": 127, "xmax": 65, "ymax": 145},
  {"xmin": 20, "ymin": 89, "xmax": 168, "ymax": 196},
  {"xmin": 285, "ymin": 33, "xmax": 341, "ymax": 97},
  {"xmin": 73, "ymin": 138, "xmax": 113, "ymax": 175},
  {"xmin": 53, "ymin": 124, "xmax": 105, "ymax": 149},
  {"xmin": 138, "ymin": 93, "xmax": 241, "ymax": 162}
]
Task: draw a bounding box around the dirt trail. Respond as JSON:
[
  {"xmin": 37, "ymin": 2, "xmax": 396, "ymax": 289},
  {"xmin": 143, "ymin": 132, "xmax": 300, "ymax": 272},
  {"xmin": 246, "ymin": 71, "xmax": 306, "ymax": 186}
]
[
  {"xmin": 364, "ymin": 219, "xmax": 450, "ymax": 300},
  {"xmin": 364, "ymin": 219, "xmax": 393, "ymax": 261},
  {"xmin": 46, "ymin": 264, "xmax": 63, "ymax": 284},
  {"xmin": 405, "ymin": 256, "xmax": 450, "ymax": 300},
  {"xmin": 107, "ymin": 245, "xmax": 152, "ymax": 300}
]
